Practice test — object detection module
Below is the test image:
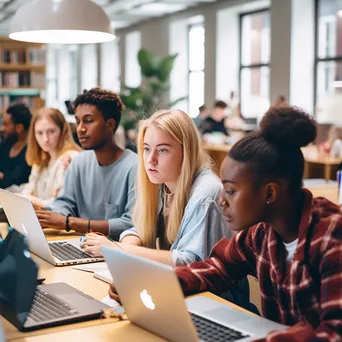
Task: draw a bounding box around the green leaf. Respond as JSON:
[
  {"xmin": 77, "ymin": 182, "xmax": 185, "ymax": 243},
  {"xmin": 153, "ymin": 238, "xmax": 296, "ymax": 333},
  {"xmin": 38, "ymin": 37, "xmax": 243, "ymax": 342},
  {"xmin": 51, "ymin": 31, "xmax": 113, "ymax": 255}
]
[
  {"xmin": 138, "ymin": 49, "xmax": 161, "ymax": 78},
  {"xmin": 157, "ymin": 54, "xmax": 177, "ymax": 82}
]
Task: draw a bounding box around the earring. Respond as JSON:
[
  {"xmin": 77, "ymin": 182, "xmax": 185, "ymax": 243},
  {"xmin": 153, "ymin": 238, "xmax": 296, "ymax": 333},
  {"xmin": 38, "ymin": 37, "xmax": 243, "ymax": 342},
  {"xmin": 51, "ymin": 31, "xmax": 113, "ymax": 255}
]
[{"xmin": 266, "ymin": 200, "xmax": 270, "ymax": 205}]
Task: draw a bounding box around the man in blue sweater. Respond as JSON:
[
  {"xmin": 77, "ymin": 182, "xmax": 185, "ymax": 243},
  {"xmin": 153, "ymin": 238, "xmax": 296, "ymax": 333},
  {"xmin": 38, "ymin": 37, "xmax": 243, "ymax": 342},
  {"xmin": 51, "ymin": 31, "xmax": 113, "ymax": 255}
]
[{"xmin": 36, "ymin": 88, "xmax": 137, "ymax": 240}]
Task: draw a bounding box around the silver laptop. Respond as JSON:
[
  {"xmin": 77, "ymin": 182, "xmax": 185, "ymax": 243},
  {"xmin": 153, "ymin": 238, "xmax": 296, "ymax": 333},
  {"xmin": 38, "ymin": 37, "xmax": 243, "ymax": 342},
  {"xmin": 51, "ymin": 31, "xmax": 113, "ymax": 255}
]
[
  {"xmin": 101, "ymin": 246, "xmax": 287, "ymax": 342},
  {"xmin": 0, "ymin": 227, "xmax": 109, "ymax": 331},
  {"xmin": 0, "ymin": 189, "xmax": 103, "ymax": 266},
  {"xmin": 0, "ymin": 319, "xmax": 4, "ymax": 342}
]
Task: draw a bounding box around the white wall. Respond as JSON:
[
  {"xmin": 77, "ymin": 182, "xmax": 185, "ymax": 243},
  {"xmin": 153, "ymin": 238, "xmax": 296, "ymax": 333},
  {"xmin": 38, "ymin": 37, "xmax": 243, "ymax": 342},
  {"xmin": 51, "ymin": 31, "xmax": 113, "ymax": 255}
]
[
  {"xmin": 100, "ymin": 40, "xmax": 121, "ymax": 92},
  {"xmin": 290, "ymin": 0, "xmax": 315, "ymax": 113},
  {"xmin": 124, "ymin": 31, "xmax": 141, "ymax": 88},
  {"xmin": 80, "ymin": 44, "xmax": 98, "ymax": 90},
  {"xmin": 169, "ymin": 19, "xmax": 189, "ymax": 112}
]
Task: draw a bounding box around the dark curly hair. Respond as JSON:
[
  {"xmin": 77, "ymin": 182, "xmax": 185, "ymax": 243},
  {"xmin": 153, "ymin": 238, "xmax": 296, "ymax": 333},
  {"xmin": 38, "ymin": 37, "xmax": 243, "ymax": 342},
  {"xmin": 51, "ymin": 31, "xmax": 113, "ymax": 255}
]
[
  {"xmin": 213, "ymin": 100, "xmax": 227, "ymax": 109},
  {"xmin": 229, "ymin": 106, "xmax": 317, "ymax": 194},
  {"xmin": 6, "ymin": 103, "xmax": 32, "ymax": 131},
  {"xmin": 73, "ymin": 87, "xmax": 125, "ymax": 133}
]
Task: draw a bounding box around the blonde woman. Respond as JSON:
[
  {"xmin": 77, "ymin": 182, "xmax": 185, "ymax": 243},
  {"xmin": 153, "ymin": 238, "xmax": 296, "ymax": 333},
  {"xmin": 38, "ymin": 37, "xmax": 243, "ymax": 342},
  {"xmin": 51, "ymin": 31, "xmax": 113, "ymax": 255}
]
[
  {"xmin": 21, "ymin": 108, "xmax": 82, "ymax": 209},
  {"xmin": 82, "ymin": 109, "xmax": 231, "ymax": 266}
]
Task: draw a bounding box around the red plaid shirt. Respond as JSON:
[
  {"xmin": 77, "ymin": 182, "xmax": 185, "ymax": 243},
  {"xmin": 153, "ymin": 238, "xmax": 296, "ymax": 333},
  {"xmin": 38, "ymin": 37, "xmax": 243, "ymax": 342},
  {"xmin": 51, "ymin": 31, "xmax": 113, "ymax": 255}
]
[{"xmin": 175, "ymin": 189, "xmax": 342, "ymax": 341}]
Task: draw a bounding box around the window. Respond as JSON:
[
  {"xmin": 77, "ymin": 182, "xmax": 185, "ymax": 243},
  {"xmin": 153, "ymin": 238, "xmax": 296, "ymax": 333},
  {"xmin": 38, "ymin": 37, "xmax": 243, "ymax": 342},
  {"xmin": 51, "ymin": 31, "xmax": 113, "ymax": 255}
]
[
  {"xmin": 188, "ymin": 24, "xmax": 205, "ymax": 118},
  {"xmin": 101, "ymin": 39, "xmax": 121, "ymax": 92},
  {"xmin": 125, "ymin": 31, "xmax": 141, "ymax": 88},
  {"xmin": 240, "ymin": 9, "xmax": 270, "ymax": 119},
  {"xmin": 81, "ymin": 44, "xmax": 98, "ymax": 90},
  {"xmin": 69, "ymin": 47, "xmax": 78, "ymax": 100},
  {"xmin": 315, "ymin": 0, "xmax": 342, "ymax": 122},
  {"xmin": 46, "ymin": 47, "xmax": 58, "ymax": 107}
]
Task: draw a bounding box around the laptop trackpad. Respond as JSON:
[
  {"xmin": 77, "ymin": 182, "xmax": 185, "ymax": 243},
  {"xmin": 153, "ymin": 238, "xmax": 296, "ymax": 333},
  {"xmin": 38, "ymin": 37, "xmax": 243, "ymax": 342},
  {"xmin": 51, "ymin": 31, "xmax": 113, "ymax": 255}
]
[
  {"xmin": 58, "ymin": 293, "xmax": 91, "ymax": 307},
  {"xmin": 203, "ymin": 307, "xmax": 252, "ymax": 324}
]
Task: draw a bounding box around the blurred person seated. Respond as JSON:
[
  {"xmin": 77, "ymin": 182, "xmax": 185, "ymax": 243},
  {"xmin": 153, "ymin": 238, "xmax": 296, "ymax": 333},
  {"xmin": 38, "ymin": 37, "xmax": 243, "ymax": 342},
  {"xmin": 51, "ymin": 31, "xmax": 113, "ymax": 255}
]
[
  {"xmin": 20, "ymin": 108, "xmax": 82, "ymax": 209},
  {"xmin": 274, "ymin": 95, "xmax": 288, "ymax": 107},
  {"xmin": 318, "ymin": 125, "xmax": 342, "ymax": 159},
  {"xmin": 202, "ymin": 100, "xmax": 230, "ymax": 138},
  {"xmin": 316, "ymin": 80, "xmax": 342, "ymax": 126},
  {"xmin": 193, "ymin": 104, "xmax": 209, "ymax": 132},
  {"xmin": 0, "ymin": 104, "xmax": 32, "ymax": 189}
]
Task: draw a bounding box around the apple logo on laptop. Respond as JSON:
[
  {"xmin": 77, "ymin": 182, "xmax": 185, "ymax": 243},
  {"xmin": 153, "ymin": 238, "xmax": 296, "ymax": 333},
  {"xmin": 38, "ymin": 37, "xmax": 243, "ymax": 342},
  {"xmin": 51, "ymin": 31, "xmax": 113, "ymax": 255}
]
[{"xmin": 140, "ymin": 289, "xmax": 155, "ymax": 310}]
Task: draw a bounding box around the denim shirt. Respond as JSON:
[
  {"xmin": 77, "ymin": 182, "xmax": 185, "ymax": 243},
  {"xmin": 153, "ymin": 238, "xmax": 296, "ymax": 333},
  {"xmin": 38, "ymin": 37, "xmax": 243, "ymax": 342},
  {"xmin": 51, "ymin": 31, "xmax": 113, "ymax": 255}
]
[{"xmin": 120, "ymin": 168, "xmax": 232, "ymax": 266}]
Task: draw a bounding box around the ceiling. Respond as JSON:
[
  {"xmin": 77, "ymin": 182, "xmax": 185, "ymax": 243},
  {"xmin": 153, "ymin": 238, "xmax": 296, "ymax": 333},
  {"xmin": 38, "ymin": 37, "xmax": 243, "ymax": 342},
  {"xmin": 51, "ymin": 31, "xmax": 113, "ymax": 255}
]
[{"xmin": 0, "ymin": 0, "xmax": 220, "ymax": 35}]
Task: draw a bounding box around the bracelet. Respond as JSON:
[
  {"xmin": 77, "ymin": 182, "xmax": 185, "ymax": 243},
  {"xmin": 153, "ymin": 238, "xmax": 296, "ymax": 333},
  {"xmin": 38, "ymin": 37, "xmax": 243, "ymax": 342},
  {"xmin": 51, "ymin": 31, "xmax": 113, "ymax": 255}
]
[
  {"xmin": 65, "ymin": 214, "xmax": 72, "ymax": 232},
  {"xmin": 87, "ymin": 219, "xmax": 91, "ymax": 233}
]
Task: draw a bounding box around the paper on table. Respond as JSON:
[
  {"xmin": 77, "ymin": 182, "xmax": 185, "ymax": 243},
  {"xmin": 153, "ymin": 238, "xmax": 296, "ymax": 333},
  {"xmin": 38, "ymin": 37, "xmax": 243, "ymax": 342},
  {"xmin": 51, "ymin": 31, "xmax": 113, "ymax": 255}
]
[
  {"xmin": 101, "ymin": 295, "xmax": 120, "ymax": 308},
  {"xmin": 93, "ymin": 269, "xmax": 113, "ymax": 283},
  {"xmin": 72, "ymin": 263, "xmax": 109, "ymax": 273}
]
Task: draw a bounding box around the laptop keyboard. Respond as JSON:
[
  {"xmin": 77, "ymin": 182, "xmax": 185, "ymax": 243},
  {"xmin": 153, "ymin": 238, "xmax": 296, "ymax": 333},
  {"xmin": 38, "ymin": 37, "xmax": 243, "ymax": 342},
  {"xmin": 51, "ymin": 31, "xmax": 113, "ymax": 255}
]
[
  {"xmin": 28, "ymin": 288, "xmax": 79, "ymax": 323},
  {"xmin": 49, "ymin": 241, "xmax": 93, "ymax": 261},
  {"xmin": 190, "ymin": 312, "xmax": 250, "ymax": 342}
]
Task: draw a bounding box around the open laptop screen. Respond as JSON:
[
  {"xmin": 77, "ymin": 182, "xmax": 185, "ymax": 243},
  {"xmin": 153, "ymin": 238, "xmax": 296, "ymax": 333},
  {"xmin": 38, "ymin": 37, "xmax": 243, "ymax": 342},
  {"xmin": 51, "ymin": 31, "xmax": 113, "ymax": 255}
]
[{"xmin": 0, "ymin": 226, "xmax": 38, "ymax": 330}]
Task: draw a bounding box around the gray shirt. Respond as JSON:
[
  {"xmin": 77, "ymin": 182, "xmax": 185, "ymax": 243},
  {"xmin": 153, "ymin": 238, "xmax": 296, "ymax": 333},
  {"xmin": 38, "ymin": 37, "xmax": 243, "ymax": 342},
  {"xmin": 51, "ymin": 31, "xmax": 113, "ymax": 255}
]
[
  {"xmin": 120, "ymin": 168, "xmax": 232, "ymax": 265},
  {"xmin": 46, "ymin": 149, "xmax": 138, "ymax": 240}
]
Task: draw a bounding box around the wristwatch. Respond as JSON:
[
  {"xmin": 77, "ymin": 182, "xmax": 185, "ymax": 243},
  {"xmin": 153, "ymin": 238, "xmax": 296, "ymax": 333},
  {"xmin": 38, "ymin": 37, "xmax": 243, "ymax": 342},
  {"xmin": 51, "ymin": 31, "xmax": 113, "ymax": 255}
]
[{"xmin": 65, "ymin": 214, "xmax": 72, "ymax": 232}]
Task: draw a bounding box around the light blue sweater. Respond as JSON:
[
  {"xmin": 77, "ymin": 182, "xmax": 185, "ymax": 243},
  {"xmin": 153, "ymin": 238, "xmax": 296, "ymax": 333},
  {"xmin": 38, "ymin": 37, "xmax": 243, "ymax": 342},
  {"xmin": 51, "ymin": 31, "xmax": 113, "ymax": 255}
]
[
  {"xmin": 120, "ymin": 168, "xmax": 232, "ymax": 265},
  {"xmin": 46, "ymin": 149, "xmax": 138, "ymax": 240}
]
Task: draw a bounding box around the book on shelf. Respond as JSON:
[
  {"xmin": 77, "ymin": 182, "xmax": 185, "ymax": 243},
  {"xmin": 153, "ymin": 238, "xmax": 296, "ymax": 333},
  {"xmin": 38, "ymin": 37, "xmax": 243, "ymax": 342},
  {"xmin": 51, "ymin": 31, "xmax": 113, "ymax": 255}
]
[
  {"xmin": 0, "ymin": 47, "xmax": 45, "ymax": 65},
  {"xmin": 0, "ymin": 71, "xmax": 45, "ymax": 88},
  {"xmin": 0, "ymin": 94, "xmax": 44, "ymax": 112}
]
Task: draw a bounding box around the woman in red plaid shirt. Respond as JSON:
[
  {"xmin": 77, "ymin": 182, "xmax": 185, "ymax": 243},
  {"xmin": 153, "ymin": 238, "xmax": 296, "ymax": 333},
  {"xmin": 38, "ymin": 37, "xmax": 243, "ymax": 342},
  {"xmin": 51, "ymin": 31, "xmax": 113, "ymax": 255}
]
[{"xmin": 174, "ymin": 106, "xmax": 342, "ymax": 341}]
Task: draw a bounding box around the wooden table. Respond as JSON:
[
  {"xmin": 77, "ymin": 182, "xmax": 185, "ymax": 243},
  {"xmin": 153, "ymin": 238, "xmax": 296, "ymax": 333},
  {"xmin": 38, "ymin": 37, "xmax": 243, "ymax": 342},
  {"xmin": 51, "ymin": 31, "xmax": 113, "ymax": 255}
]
[
  {"xmin": 302, "ymin": 146, "xmax": 341, "ymax": 181},
  {"xmin": 3, "ymin": 231, "xmax": 254, "ymax": 342},
  {"xmin": 204, "ymin": 143, "xmax": 341, "ymax": 181},
  {"xmin": 307, "ymin": 185, "xmax": 339, "ymax": 204},
  {"xmin": 203, "ymin": 143, "xmax": 230, "ymax": 173}
]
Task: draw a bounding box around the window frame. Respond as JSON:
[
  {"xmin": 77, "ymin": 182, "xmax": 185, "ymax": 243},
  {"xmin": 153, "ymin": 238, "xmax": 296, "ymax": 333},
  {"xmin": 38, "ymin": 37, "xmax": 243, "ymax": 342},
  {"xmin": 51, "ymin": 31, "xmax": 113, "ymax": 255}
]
[
  {"xmin": 239, "ymin": 8, "xmax": 270, "ymax": 119},
  {"xmin": 314, "ymin": 0, "xmax": 342, "ymax": 109},
  {"xmin": 187, "ymin": 22, "xmax": 205, "ymax": 117}
]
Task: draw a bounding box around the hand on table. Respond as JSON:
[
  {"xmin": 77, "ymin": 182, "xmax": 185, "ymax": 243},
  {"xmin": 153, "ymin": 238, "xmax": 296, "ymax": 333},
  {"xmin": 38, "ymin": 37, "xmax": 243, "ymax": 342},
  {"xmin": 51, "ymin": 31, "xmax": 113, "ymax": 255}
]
[
  {"xmin": 27, "ymin": 195, "xmax": 44, "ymax": 210},
  {"xmin": 109, "ymin": 282, "xmax": 121, "ymax": 304},
  {"xmin": 36, "ymin": 210, "xmax": 66, "ymax": 229},
  {"xmin": 80, "ymin": 232, "xmax": 117, "ymax": 257}
]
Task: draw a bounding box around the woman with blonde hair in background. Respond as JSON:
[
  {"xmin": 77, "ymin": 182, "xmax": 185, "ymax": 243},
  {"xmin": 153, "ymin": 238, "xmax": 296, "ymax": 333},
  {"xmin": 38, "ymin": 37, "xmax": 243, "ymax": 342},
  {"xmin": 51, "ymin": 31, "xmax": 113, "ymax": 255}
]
[
  {"xmin": 21, "ymin": 107, "xmax": 82, "ymax": 209},
  {"xmin": 82, "ymin": 108, "xmax": 232, "ymax": 265}
]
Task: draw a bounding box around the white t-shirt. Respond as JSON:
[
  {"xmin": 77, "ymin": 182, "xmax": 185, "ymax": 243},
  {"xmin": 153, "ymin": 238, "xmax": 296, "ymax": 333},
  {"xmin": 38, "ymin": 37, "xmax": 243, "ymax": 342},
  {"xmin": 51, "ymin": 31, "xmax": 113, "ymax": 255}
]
[{"xmin": 283, "ymin": 238, "xmax": 298, "ymax": 264}]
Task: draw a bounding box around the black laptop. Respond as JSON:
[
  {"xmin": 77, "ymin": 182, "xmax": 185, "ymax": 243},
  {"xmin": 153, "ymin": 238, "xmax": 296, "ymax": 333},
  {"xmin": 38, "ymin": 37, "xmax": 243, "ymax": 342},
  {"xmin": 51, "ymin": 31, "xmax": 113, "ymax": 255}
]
[{"xmin": 0, "ymin": 227, "xmax": 109, "ymax": 331}]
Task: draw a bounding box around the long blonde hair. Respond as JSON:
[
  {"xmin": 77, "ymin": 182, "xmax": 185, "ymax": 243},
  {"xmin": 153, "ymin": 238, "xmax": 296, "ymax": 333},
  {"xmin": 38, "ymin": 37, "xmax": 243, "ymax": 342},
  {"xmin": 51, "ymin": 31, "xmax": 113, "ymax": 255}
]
[
  {"xmin": 26, "ymin": 107, "xmax": 82, "ymax": 168},
  {"xmin": 133, "ymin": 109, "xmax": 211, "ymax": 248}
]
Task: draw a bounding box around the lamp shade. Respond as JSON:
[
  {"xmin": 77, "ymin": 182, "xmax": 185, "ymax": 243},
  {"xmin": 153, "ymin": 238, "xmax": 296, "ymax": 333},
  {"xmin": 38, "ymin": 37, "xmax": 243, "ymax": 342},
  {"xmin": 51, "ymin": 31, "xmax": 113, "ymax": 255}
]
[{"xmin": 9, "ymin": 0, "xmax": 115, "ymax": 44}]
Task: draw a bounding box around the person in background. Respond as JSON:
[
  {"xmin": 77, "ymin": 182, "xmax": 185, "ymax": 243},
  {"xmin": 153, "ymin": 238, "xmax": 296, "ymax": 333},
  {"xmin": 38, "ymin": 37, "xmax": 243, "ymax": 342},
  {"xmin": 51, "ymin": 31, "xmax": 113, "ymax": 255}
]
[
  {"xmin": 318, "ymin": 125, "xmax": 342, "ymax": 159},
  {"xmin": 226, "ymin": 91, "xmax": 246, "ymax": 132},
  {"xmin": 193, "ymin": 104, "xmax": 209, "ymax": 132},
  {"xmin": 167, "ymin": 106, "xmax": 341, "ymax": 341},
  {"xmin": 36, "ymin": 87, "xmax": 138, "ymax": 241},
  {"xmin": 20, "ymin": 108, "xmax": 82, "ymax": 209},
  {"xmin": 0, "ymin": 104, "xmax": 32, "ymax": 189},
  {"xmin": 274, "ymin": 95, "xmax": 288, "ymax": 107},
  {"xmin": 202, "ymin": 100, "xmax": 229, "ymax": 136}
]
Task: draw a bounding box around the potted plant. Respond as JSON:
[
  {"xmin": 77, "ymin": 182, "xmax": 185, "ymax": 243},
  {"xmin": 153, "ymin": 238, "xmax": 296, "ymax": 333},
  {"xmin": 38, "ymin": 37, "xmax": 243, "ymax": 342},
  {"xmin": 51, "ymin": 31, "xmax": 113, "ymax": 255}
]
[{"xmin": 120, "ymin": 48, "xmax": 186, "ymax": 132}]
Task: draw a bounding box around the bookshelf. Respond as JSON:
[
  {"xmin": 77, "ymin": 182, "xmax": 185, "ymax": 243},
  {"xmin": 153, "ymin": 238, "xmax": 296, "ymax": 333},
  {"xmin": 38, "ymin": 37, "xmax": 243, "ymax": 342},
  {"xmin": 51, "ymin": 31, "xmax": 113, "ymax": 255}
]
[{"xmin": 0, "ymin": 37, "xmax": 46, "ymax": 115}]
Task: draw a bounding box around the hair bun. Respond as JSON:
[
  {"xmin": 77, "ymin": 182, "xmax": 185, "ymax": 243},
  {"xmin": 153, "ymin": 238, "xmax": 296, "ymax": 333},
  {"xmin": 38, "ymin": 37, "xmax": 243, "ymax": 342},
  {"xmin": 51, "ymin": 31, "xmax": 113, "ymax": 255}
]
[{"xmin": 259, "ymin": 106, "xmax": 317, "ymax": 148}]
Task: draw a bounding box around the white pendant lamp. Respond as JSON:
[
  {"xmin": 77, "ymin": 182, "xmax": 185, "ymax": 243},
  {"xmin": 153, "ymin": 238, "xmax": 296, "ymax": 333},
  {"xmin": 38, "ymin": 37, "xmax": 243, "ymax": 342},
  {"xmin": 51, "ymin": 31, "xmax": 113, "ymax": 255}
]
[{"xmin": 9, "ymin": 0, "xmax": 115, "ymax": 44}]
